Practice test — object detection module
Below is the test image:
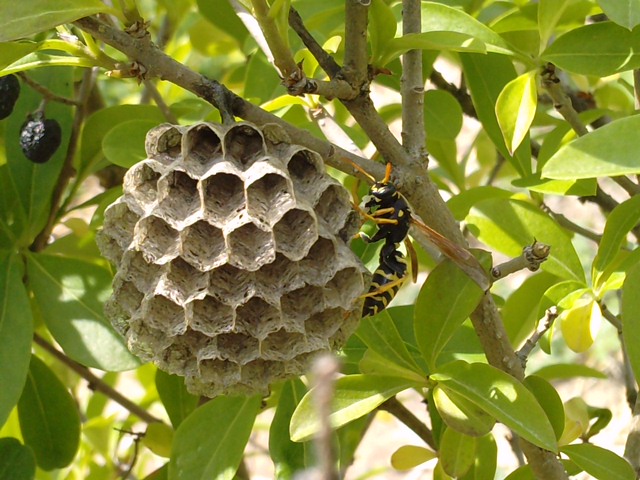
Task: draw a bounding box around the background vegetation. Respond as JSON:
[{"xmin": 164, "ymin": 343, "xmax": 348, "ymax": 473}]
[{"xmin": 2, "ymin": 0, "xmax": 640, "ymax": 479}]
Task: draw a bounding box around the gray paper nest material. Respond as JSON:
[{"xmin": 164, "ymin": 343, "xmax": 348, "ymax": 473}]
[{"xmin": 97, "ymin": 121, "xmax": 369, "ymax": 397}]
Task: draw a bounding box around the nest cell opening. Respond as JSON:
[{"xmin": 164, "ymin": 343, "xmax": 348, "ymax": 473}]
[
  {"xmin": 299, "ymin": 236, "xmax": 337, "ymax": 284},
  {"xmin": 254, "ymin": 253, "xmax": 301, "ymax": 296},
  {"xmin": 126, "ymin": 162, "xmax": 163, "ymax": 209},
  {"xmin": 146, "ymin": 125, "xmax": 183, "ymax": 165},
  {"xmin": 240, "ymin": 359, "xmax": 285, "ymax": 384},
  {"xmin": 224, "ymin": 124, "xmax": 266, "ymax": 169},
  {"xmin": 234, "ymin": 296, "xmax": 282, "ymax": 339},
  {"xmin": 208, "ymin": 264, "xmax": 253, "ymax": 305},
  {"xmin": 260, "ymin": 329, "xmax": 307, "ymax": 361},
  {"xmin": 184, "ymin": 124, "xmax": 222, "ymax": 173},
  {"xmin": 190, "ymin": 295, "xmax": 235, "ymax": 337},
  {"xmin": 197, "ymin": 358, "xmax": 241, "ymax": 384},
  {"xmin": 273, "ymin": 208, "xmax": 318, "ymax": 261},
  {"xmin": 202, "ymin": 173, "xmax": 245, "ymax": 225},
  {"xmin": 141, "ymin": 294, "xmax": 188, "ymax": 336},
  {"xmin": 304, "ymin": 308, "xmax": 342, "ymax": 341},
  {"xmin": 287, "ymin": 149, "xmax": 325, "ymax": 198},
  {"xmin": 314, "ymin": 184, "xmax": 353, "ymax": 233},
  {"xmin": 280, "ymin": 284, "xmax": 325, "ymax": 320},
  {"xmin": 246, "ymin": 173, "xmax": 295, "ymax": 226},
  {"xmin": 216, "ymin": 332, "xmax": 260, "ymax": 364},
  {"xmin": 162, "ymin": 257, "xmax": 209, "ymax": 305},
  {"xmin": 180, "ymin": 220, "xmax": 226, "ymax": 271},
  {"xmin": 156, "ymin": 171, "xmax": 201, "ymax": 226},
  {"xmin": 135, "ymin": 215, "xmax": 181, "ymax": 264},
  {"xmin": 121, "ymin": 250, "xmax": 163, "ymax": 292},
  {"xmin": 103, "ymin": 202, "xmax": 139, "ymax": 250},
  {"xmin": 326, "ymin": 267, "xmax": 364, "ymax": 307},
  {"xmin": 111, "ymin": 277, "xmax": 144, "ymax": 316},
  {"xmin": 227, "ymin": 222, "xmax": 275, "ymax": 271}
]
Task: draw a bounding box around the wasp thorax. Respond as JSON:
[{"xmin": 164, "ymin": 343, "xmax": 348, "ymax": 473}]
[{"xmin": 97, "ymin": 121, "xmax": 369, "ymax": 397}]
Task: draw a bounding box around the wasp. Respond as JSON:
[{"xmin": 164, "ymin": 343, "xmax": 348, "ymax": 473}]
[{"xmin": 349, "ymin": 161, "xmax": 488, "ymax": 317}]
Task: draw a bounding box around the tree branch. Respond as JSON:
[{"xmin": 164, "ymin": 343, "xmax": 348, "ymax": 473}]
[{"xmin": 33, "ymin": 334, "xmax": 163, "ymax": 425}]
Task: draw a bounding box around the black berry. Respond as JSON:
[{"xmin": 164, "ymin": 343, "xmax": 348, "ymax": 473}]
[
  {"xmin": 20, "ymin": 113, "xmax": 62, "ymax": 164},
  {"xmin": 0, "ymin": 74, "xmax": 20, "ymax": 120}
]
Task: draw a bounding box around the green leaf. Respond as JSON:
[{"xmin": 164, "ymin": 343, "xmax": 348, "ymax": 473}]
[
  {"xmin": 461, "ymin": 53, "xmax": 532, "ymax": 176},
  {"xmin": 523, "ymin": 375, "xmax": 565, "ymax": 440},
  {"xmin": 196, "ymin": 0, "xmax": 249, "ymax": 49},
  {"xmin": 593, "ymin": 195, "xmax": 640, "ymax": 280},
  {"xmin": 290, "ymin": 375, "xmax": 419, "ymax": 442},
  {"xmin": 538, "ymin": 0, "xmax": 575, "ymax": 50},
  {"xmin": 414, "ymin": 260, "xmax": 484, "ymax": 370},
  {"xmin": 356, "ymin": 309, "xmax": 424, "ymax": 376},
  {"xmin": 80, "ymin": 105, "xmax": 164, "ymax": 171},
  {"xmin": 439, "ymin": 428, "xmax": 476, "ymax": 477},
  {"xmin": 269, "ymin": 380, "xmax": 312, "ymax": 478},
  {"xmin": 433, "ymin": 385, "xmax": 495, "ymax": 437},
  {"xmin": 541, "ymin": 22, "xmax": 640, "ymax": 76},
  {"xmin": 421, "ymin": 2, "xmax": 515, "ymax": 56},
  {"xmin": 495, "ymin": 70, "xmax": 537, "ymax": 155},
  {"xmin": 0, "ymin": 1, "xmax": 113, "ymax": 42},
  {"xmin": 390, "ymin": 445, "xmax": 437, "ymax": 471},
  {"xmin": 560, "ymin": 298, "xmax": 601, "ymax": 353},
  {"xmin": 472, "ymin": 434, "xmax": 498, "ymax": 480},
  {"xmin": 26, "ymin": 253, "xmax": 140, "ymax": 371},
  {"xmin": 0, "ymin": 41, "xmax": 38, "ymax": 70},
  {"xmin": 623, "ymin": 263, "xmax": 640, "ymax": 381},
  {"xmin": 0, "ymin": 437, "xmax": 35, "ymax": 480},
  {"xmin": 596, "ymin": 0, "xmax": 640, "ymax": 30},
  {"xmin": 424, "ymin": 90, "xmax": 463, "ymax": 141},
  {"xmin": 431, "ymin": 361, "xmax": 558, "ymax": 452},
  {"xmin": 467, "ymin": 198, "xmax": 585, "ymax": 282},
  {"xmin": 0, "ymin": 253, "xmax": 32, "ymax": 428},
  {"xmin": 155, "ymin": 370, "xmax": 199, "ymax": 428},
  {"xmin": 532, "ymin": 363, "xmax": 606, "ymax": 381},
  {"xmin": 369, "ymin": 0, "xmax": 397, "ymax": 65},
  {"xmin": 542, "ymin": 116, "xmax": 640, "ymax": 180},
  {"xmin": 18, "ymin": 355, "xmax": 81, "ymax": 470},
  {"xmin": 502, "ymin": 272, "xmax": 557, "ymax": 348},
  {"xmin": 142, "ymin": 423, "xmax": 174, "ymax": 459},
  {"xmin": 169, "ymin": 395, "xmax": 261, "ymax": 480},
  {"xmin": 560, "ymin": 444, "xmax": 635, "ymax": 480},
  {"xmin": 102, "ymin": 119, "xmax": 160, "ymax": 168},
  {"xmin": 382, "ymin": 32, "xmax": 487, "ymax": 65}
]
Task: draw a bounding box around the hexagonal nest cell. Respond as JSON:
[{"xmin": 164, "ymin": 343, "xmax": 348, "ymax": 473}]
[{"xmin": 97, "ymin": 121, "xmax": 369, "ymax": 397}]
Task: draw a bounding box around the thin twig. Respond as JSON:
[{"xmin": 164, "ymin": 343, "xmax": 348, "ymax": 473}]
[
  {"xmin": 249, "ymin": 0, "xmax": 298, "ymax": 77},
  {"xmin": 492, "ymin": 240, "xmax": 551, "ymax": 280},
  {"xmin": 17, "ymin": 72, "xmax": 81, "ymax": 106},
  {"xmin": 143, "ymin": 79, "xmax": 178, "ymax": 123},
  {"xmin": 540, "ymin": 63, "xmax": 588, "ymax": 137},
  {"xmin": 517, "ymin": 307, "xmax": 558, "ymax": 367},
  {"xmin": 379, "ymin": 396, "xmax": 435, "ymax": 450},
  {"xmin": 429, "ymin": 68, "xmax": 476, "ymax": 118},
  {"xmin": 33, "ymin": 334, "xmax": 163, "ymax": 425},
  {"xmin": 541, "ymin": 203, "xmax": 602, "ymax": 244}
]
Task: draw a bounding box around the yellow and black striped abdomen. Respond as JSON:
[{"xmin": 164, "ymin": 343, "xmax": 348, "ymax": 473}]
[{"xmin": 362, "ymin": 247, "xmax": 407, "ymax": 317}]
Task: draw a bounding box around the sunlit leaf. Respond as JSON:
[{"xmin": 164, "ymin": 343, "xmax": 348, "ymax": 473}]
[
  {"xmin": 596, "ymin": 0, "xmax": 640, "ymax": 30},
  {"xmin": 623, "ymin": 263, "xmax": 640, "ymax": 381},
  {"xmin": 495, "ymin": 70, "xmax": 537, "ymax": 155},
  {"xmin": 155, "ymin": 370, "xmax": 199, "ymax": 428},
  {"xmin": 561, "ymin": 443, "xmax": 635, "ymax": 480},
  {"xmin": 391, "ymin": 445, "xmax": 437, "ymax": 471},
  {"xmin": 560, "ymin": 298, "xmax": 601, "ymax": 353},
  {"xmin": 433, "ymin": 385, "xmax": 495, "ymax": 437},
  {"xmin": 439, "ymin": 427, "xmax": 476, "ymax": 477}
]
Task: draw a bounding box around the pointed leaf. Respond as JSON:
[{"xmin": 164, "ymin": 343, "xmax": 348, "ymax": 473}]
[
  {"xmin": 533, "ymin": 363, "xmax": 606, "ymax": 381},
  {"xmin": 369, "ymin": 0, "xmax": 397, "ymax": 64},
  {"xmin": 538, "ymin": 0, "xmax": 574, "ymax": 50},
  {"xmin": 421, "ymin": 2, "xmax": 515, "ymax": 56},
  {"xmin": 0, "ymin": 437, "xmax": 35, "ymax": 480},
  {"xmin": 542, "ymin": 22, "xmax": 640, "ymax": 76},
  {"xmin": 102, "ymin": 119, "xmax": 160, "ymax": 168},
  {"xmin": 467, "ymin": 198, "xmax": 585, "ymax": 282},
  {"xmin": 391, "ymin": 445, "xmax": 437, "ymax": 470},
  {"xmin": 26, "ymin": 253, "xmax": 140, "ymax": 371},
  {"xmin": 270, "ymin": 380, "xmax": 312, "ymax": 478},
  {"xmin": 495, "ymin": 71, "xmax": 537, "ymax": 155},
  {"xmin": 543, "ymin": 116, "xmax": 640, "ymax": 180},
  {"xmin": 356, "ymin": 309, "xmax": 423, "ymax": 375},
  {"xmin": 0, "ymin": 253, "xmax": 32, "ymax": 428},
  {"xmin": 461, "ymin": 53, "xmax": 532, "ymax": 175},
  {"xmin": 596, "ymin": 0, "xmax": 640, "ymax": 30},
  {"xmin": 142, "ymin": 423, "xmax": 174, "ymax": 458},
  {"xmin": 431, "ymin": 361, "xmax": 558, "ymax": 452},
  {"xmin": 290, "ymin": 375, "xmax": 419, "ymax": 442},
  {"xmin": 414, "ymin": 260, "xmax": 484, "ymax": 370},
  {"xmin": 359, "ymin": 349, "xmax": 427, "ymax": 383},
  {"xmin": 155, "ymin": 370, "xmax": 199, "ymax": 428},
  {"xmin": 18, "ymin": 355, "xmax": 81, "ymax": 470},
  {"xmin": 523, "ymin": 376, "xmax": 565, "ymax": 440},
  {"xmin": 593, "ymin": 195, "xmax": 640, "ymax": 279},
  {"xmin": 560, "ymin": 298, "xmax": 601, "ymax": 353},
  {"xmin": 560, "ymin": 444, "xmax": 635, "ymax": 480},
  {"xmin": 623, "ymin": 263, "xmax": 640, "ymax": 381},
  {"xmin": 169, "ymin": 395, "xmax": 262, "ymax": 480},
  {"xmin": 433, "ymin": 385, "xmax": 495, "ymax": 437},
  {"xmin": 0, "ymin": 41, "xmax": 38, "ymax": 70},
  {"xmin": 424, "ymin": 90, "xmax": 463, "ymax": 141},
  {"xmin": 0, "ymin": 1, "xmax": 113, "ymax": 42}
]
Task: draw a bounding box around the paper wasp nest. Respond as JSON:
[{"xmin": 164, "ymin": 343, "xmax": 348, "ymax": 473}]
[{"xmin": 97, "ymin": 121, "xmax": 368, "ymax": 397}]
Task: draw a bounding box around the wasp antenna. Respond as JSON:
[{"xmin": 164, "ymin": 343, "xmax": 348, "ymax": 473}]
[{"xmin": 383, "ymin": 162, "xmax": 393, "ymax": 184}]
